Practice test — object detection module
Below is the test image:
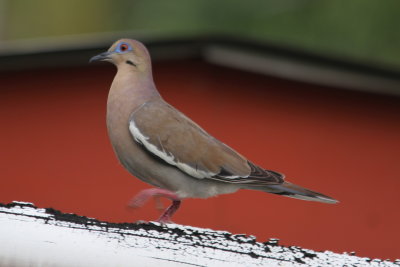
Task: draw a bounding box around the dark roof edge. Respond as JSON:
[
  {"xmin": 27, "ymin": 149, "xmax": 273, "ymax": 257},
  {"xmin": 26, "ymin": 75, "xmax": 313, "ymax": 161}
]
[{"xmin": 0, "ymin": 34, "xmax": 399, "ymax": 95}]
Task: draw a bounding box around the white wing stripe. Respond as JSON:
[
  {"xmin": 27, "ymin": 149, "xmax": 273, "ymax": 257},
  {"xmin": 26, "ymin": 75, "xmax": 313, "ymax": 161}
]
[{"xmin": 129, "ymin": 120, "xmax": 215, "ymax": 179}]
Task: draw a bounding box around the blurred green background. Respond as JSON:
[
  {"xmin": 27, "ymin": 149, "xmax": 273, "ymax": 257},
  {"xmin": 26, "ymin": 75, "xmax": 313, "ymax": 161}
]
[{"xmin": 1, "ymin": 0, "xmax": 400, "ymax": 69}]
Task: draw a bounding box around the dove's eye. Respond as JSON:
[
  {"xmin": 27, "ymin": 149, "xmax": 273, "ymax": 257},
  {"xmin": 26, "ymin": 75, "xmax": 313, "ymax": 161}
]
[
  {"xmin": 116, "ymin": 42, "xmax": 131, "ymax": 53},
  {"xmin": 120, "ymin": 44, "xmax": 128, "ymax": 51}
]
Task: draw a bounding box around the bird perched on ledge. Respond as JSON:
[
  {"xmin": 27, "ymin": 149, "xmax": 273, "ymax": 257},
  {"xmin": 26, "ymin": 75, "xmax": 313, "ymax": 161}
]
[{"xmin": 90, "ymin": 39, "xmax": 338, "ymax": 223}]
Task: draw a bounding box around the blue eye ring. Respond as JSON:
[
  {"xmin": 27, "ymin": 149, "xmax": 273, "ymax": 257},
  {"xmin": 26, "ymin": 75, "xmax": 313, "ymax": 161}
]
[{"xmin": 115, "ymin": 42, "xmax": 132, "ymax": 53}]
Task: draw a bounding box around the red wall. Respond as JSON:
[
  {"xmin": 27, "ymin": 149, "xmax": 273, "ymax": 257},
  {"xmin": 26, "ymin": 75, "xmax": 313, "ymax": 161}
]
[{"xmin": 1, "ymin": 60, "xmax": 399, "ymax": 260}]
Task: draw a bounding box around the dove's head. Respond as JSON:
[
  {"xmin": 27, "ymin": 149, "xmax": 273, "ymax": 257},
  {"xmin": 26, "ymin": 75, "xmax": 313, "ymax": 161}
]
[{"xmin": 90, "ymin": 39, "xmax": 152, "ymax": 72}]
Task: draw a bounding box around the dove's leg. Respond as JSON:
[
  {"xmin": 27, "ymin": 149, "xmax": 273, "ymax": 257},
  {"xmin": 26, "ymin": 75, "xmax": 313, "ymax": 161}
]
[
  {"xmin": 129, "ymin": 188, "xmax": 181, "ymax": 223},
  {"xmin": 157, "ymin": 199, "xmax": 181, "ymax": 223}
]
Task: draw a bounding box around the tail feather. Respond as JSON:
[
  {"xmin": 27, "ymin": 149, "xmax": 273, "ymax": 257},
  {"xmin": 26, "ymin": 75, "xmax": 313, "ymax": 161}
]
[{"xmin": 257, "ymin": 181, "xmax": 338, "ymax": 204}]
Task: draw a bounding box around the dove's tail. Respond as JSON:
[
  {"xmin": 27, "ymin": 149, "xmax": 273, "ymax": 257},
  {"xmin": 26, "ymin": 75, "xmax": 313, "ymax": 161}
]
[{"xmin": 249, "ymin": 181, "xmax": 338, "ymax": 204}]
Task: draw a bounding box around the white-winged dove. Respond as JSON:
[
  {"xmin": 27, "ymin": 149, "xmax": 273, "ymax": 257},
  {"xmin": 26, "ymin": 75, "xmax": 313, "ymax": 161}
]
[{"xmin": 90, "ymin": 39, "xmax": 338, "ymax": 223}]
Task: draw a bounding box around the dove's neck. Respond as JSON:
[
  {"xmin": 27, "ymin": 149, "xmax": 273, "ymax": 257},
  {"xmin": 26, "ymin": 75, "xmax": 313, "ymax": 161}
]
[
  {"xmin": 110, "ymin": 66, "xmax": 161, "ymax": 105},
  {"xmin": 107, "ymin": 66, "xmax": 161, "ymax": 129}
]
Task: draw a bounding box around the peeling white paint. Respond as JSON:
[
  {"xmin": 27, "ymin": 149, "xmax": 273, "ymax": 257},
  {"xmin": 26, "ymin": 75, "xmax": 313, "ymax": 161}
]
[{"xmin": 0, "ymin": 202, "xmax": 398, "ymax": 267}]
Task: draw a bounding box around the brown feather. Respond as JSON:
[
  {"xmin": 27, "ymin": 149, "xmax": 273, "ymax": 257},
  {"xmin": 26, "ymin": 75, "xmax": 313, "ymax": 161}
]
[{"xmin": 130, "ymin": 99, "xmax": 283, "ymax": 185}]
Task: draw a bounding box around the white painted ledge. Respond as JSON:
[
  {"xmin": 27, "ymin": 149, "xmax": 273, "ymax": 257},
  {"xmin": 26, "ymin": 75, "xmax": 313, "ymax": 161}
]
[{"xmin": 0, "ymin": 201, "xmax": 398, "ymax": 267}]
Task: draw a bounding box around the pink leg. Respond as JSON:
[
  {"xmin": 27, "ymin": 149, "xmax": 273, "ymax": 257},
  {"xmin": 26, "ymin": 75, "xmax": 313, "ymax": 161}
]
[
  {"xmin": 128, "ymin": 188, "xmax": 181, "ymax": 223},
  {"xmin": 158, "ymin": 200, "xmax": 181, "ymax": 223}
]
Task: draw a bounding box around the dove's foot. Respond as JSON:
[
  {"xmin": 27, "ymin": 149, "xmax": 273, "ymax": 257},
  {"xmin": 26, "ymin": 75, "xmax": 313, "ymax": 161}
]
[{"xmin": 128, "ymin": 188, "xmax": 181, "ymax": 224}]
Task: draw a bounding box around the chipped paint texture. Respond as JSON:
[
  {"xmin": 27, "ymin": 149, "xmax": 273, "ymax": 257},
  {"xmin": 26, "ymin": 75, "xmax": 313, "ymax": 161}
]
[{"xmin": 0, "ymin": 202, "xmax": 398, "ymax": 267}]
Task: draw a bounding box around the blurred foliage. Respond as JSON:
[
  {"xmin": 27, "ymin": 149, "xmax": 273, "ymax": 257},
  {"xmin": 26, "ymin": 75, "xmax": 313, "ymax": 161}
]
[{"xmin": 1, "ymin": 0, "xmax": 400, "ymax": 68}]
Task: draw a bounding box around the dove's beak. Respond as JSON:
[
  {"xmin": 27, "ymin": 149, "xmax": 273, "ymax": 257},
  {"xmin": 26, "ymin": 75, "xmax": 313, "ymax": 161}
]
[{"xmin": 89, "ymin": 51, "xmax": 114, "ymax": 63}]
